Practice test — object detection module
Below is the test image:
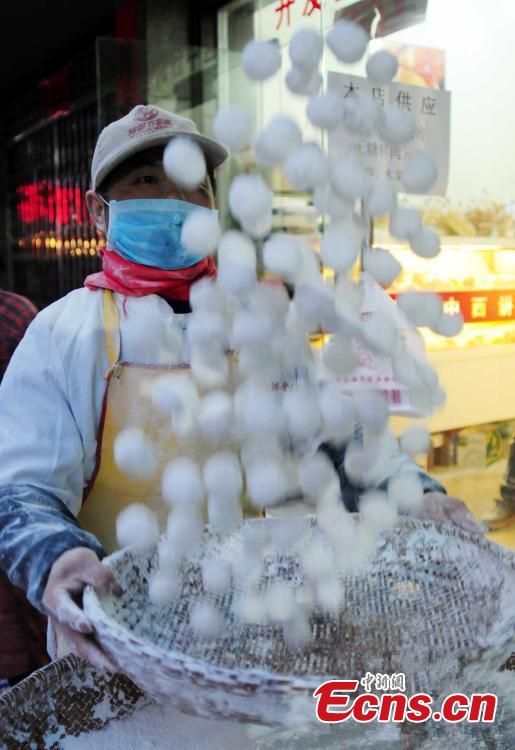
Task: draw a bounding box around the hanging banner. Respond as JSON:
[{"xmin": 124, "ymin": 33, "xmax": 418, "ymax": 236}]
[{"xmin": 327, "ymin": 71, "xmax": 451, "ymax": 196}]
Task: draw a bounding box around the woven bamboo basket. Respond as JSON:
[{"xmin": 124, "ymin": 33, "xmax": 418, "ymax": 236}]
[{"xmin": 80, "ymin": 517, "xmax": 515, "ymax": 725}]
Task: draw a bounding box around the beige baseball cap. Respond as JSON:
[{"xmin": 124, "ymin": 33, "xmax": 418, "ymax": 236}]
[{"xmin": 91, "ymin": 104, "xmax": 229, "ymax": 190}]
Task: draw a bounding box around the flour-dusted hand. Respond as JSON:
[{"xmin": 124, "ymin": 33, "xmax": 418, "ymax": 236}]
[
  {"xmin": 411, "ymin": 491, "xmax": 486, "ymax": 536},
  {"xmin": 42, "ymin": 547, "xmax": 120, "ymax": 672}
]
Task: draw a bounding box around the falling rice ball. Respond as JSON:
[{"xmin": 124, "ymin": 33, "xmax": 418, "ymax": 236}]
[
  {"xmin": 246, "ymin": 458, "xmax": 291, "ymax": 508},
  {"xmin": 397, "ymin": 291, "xmax": 443, "ymax": 328},
  {"xmin": 202, "ymin": 558, "xmax": 232, "ymax": 594},
  {"xmin": 326, "ymin": 20, "xmax": 369, "ymax": 64},
  {"xmin": 321, "ymin": 335, "xmax": 358, "ymax": 376},
  {"xmin": 232, "ymin": 309, "xmax": 275, "ymax": 348},
  {"xmin": 359, "ymin": 490, "xmax": 398, "ymax": 532},
  {"xmin": 213, "ymin": 105, "xmax": 252, "ymax": 152},
  {"xmin": 289, "ymin": 28, "xmax": 323, "ymax": 72},
  {"xmin": 190, "ymin": 600, "xmax": 224, "ymax": 637},
  {"xmin": 116, "ymin": 503, "xmax": 159, "ymax": 549},
  {"xmin": 388, "ymin": 472, "xmax": 424, "ymax": 513},
  {"xmin": 320, "ymin": 219, "xmax": 361, "ymax": 273},
  {"xmin": 190, "ymin": 277, "xmax": 226, "ymax": 313},
  {"xmin": 150, "ymin": 373, "xmax": 199, "ymax": 417},
  {"xmin": 254, "ymin": 117, "xmax": 302, "ymax": 165},
  {"xmin": 148, "ymin": 572, "xmax": 180, "ymax": 604},
  {"xmin": 241, "ymin": 40, "xmax": 281, "ymax": 81},
  {"xmin": 389, "ymin": 207, "xmax": 422, "ymax": 240},
  {"xmin": 282, "ymin": 387, "xmax": 323, "ymax": 443},
  {"xmin": 379, "ymin": 106, "xmax": 417, "ymax": 145},
  {"xmin": 399, "ymin": 424, "xmax": 431, "ymax": 455},
  {"xmin": 353, "ymin": 391, "xmax": 390, "ymax": 433},
  {"xmin": 203, "ymin": 452, "xmax": 243, "ymax": 499},
  {"xmin": 166, "ymin": 506, "xmax": 204, "ymax": 554},
  {"xmin": 410, "ymin": 227, "xmax": 441, "ymax": 259},
  {"xmin": 236, "ymin": 382, "xmax": 283, "ymax": 437},
  {"xmin": 181, "ymin": 210, "xmax": 221, "ymax": 257},
  {"xmin": 162, "ymin": 457, "xmax": 205, "ymax": 507},
  {"xmin": 365, "ymin": 178, "xmax": 397, "ymax": 217},
  {"xmin": 283, "ymin": 615, "xmax": 312, "ymax": 650},
  {"xmin": 263, "ymin": 233, "xmax": 302, "ymax": 282},
  {"xmin": 433, "ymin": 312, "xmax": 464, "ymax": 338},
  {"xmin": 266, "ymin": 583, "xmax": 296, "ymax": 622},
  {"xmin": 297, "ymin": 451, "xmax": 338, "ymax": 500},
  {"xmin": 163, "ymin": 137, "xmax": 206, "ymax": 190},
  {"xmin": 342, "ymin": 94, "xmax": 383, "ymax": 137},
  {"xmin": 114, "ymin": 428, "xmax": 158, "ymax": 479},
  {"xmin": 313, "ymin": 184, "xmax": 352, "ymax": 219},
  {"xmin": 217, "ymin": 230, "xmax": 257, "ymax": 296},
  {"xmin": 401, "ymin": 150, "xmax": 438, "ymax": 193},
  {"xmin": 363, "ymin": 248, "xmax": 402, "ymax": 287},
  {"xmin": 319, "ymin": 385, "xmax": 357, "ymax": 442},
  {"xmin": 283, "ymin": 143, "xmax": 329, "ymax": 190},
  {"xmin": 187, "ymin": 310, "xmax": 228, "ymax": 349},
  {"xmin": 306, "ymin": 91, "xmax": 344, "ymax": 130},
  {"xmin": 285, "ymin": 67, "xmax": 323, "ymax": 96},
  {"xmin": 197, "ymin": 391, "xmax": 234, "ymax": 444},
  {"xmin": 233, "ymin": 593, "xmax": 267, "ymax": 625},
  {"xmin": 331, "ymin": 159, "xmax": 370, "ymax": 200},
  {"xmin": 366, "ymin": 50, "xmax": 399, "ymax": 84},
  {"xmin": 228, "ymin": 174, "xmax": 272, "ymax": 225}
]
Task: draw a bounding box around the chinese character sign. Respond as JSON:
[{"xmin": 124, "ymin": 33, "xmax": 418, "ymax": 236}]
[
  {"xmin": 327, "ymin": 72, "xmax": 451, "ymax": 196},
  {"xmin": 393, "ymin": 290, "xmax": 515, "ymax": 324}
]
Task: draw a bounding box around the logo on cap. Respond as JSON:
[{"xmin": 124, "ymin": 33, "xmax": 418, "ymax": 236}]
[{"xmin": 133, "ymin": 106, "xmax": 159, "ymax": 122}]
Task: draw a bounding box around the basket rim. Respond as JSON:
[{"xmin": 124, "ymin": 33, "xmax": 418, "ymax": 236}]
[{"xmin": 84, "ymin": 517, "xmax": 515, "ymax": 690}]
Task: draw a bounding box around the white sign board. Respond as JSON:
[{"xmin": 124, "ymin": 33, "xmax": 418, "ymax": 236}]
[{"xmin": 327, "ymin": 72, "xmax": 451, "ymax": 196}]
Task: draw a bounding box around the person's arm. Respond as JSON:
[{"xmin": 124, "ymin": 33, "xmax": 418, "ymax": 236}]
[{"xmin": 0, "ymin": 314, "xmax": 117, "ymax": 669}]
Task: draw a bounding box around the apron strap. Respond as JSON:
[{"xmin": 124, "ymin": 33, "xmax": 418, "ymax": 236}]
[{"xmin": 102, "ymin": 289, "xmax": 121, "ymax": 369}]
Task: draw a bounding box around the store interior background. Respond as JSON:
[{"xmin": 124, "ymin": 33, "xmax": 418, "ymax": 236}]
[{"xmin": 1, "ymin": 0, "xmax": 515, "ymax": 546}]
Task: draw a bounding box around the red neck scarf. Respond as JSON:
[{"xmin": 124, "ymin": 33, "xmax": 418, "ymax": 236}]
[{"xmin": 84, "ymin": 249, "xmax": 217, "ymax": 302}]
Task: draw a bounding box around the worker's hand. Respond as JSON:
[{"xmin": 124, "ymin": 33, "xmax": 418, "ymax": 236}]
[
  {"xmin": 42, "ymin": 547, "xmax": 120, "ymax": 673},
  {"xmin": 411, "ymin": 491, "xmax": 486, "ymax": 536}
]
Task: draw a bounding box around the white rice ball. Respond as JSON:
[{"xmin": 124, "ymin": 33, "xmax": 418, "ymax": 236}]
[
  {"xmin": 433, "ymin": 312, "xmax": 464, "ymax": 337},
  {"xmin": 321, "ymin": 334, "xmax": 358, "ymax": 376},
  {"xmin": 217, "ymin": 230, "xmax": 257, "ymax": 297},
  {"xmin": 246, "ymin": 458, "xmax": 292, "ymax": 508},
  {"xmin": 113, "ymin": 428, "xmax": 158, "ymax": 479},
  {"xmin": 228, "ymin": 174, "xmax": 272, "ymax": 226},
  {"xmin": 289, "ymin": 28, "xmax": 323, "ymax": 72},
  {"xmin": 320, "ymin": 219, "xmax": 361, "ymax": 273},
  {"xmin": 285, "ymin": 67, "xmax": 322, "ymax": 96},
  {"xmin": 241, "ymin": 212, "xmax": 273, "ymax": 240},
  {"xmin": 241, "ymin": 523, "xmax": 271, "ymax": 556},
  {"xmin": 401, "ymin": 150, "xmax": 438, "ymax": 193},
  {"xmin": 342, "ymin": 94, "xmax": 383, "ymax": 137},
  {"xmin": 181, "ymin": 210, "xmax": 221, "ymax": 257},
  {"xmin": 187, "ymin": 310, "xmax": 228, "ymax": 350},
  {"xmin": 390, "ymin": 207, "xmax": 422, "ymax": 240},
  {"xmin": 388, "ymin": 472, "xmax": 424, "ymax": 513},
  {"xmin": 190, "ymin": 600, "xmax": 224, "ymax": 637},
  {"xmin": 283, "ymin": 615, "xmax": 312, "ymax": 650},
  {"xmin": 283, "ymin": 143, "xmax": 329, "ymax": 190},
  {"xmin": 282, "ymin": 387, "xmax": 323, "ymax": 444},
  {"xmin": 353, "ymin": 390, "xmax": 389, "ymax": 433},
  {"xmin": 190, "ymin": 348, "xmax": 230, "ymax": 391},
  {"xmin": 379, "ymin": 106, "xmax": 417, "ymax": 145},
  {"xmin": 148, "ymin": 572, "xmax": 180, "ymax": 604},
  {"xmin": 213, "ymin": 105, "xmax": 252, "ymax": 152},
  {"xmin": 233, "ymin": 593, "xmax": 267, "ymax": 625},
  {"xmin": 163, "ymin": 137, "xmax": 206, "ymax": 190},
  {"xmin": 158, "ymin": 538, "xmax": 184, "ymax": 572},
  {"xmin": 326, "ymin": 20, "xmax": 369, "ymax": 63},
  {"xmin": 162, "ymin": 457, "xmax": 205, "ymax": 507},
  {"xmin": 202, "ymin": 558, "xmax": 232, "ymax": 594},
  {"xmin": 203, "ymin": 452, "xmax": 243, "ymax": 498},
  {"xmin": 361, "ymin": 310, "xmax": 399, "ymax": 356},
  {"xmin": 241, "ymin": 40, "xmax": 281, "ymax": 81},
  {"xmin": 269, "ymin": 517, "xmax": 306, "ymax": 550},
  {"xmin": 236, "ymin": 382, "xmax": 283, "ymax": 437},
  {"xmin": 166, "ymin": 506, "xmax": 204, "ymax": 554},
  {"xmin": 319, "ymin": 385, "xmax": 357, "ymax": 442},
  {"xmin": 208, "ymin": 493, "xmax": 243, "ymax": 535},
  {"xmin": 409, "ymin": 227, "xmax": 441, "ymax": 259},
  {"xmin": 150, "ymin": 373, "xmax": 199, "ymax": 417},
  {"xmin": 363, "ymin": 248, "xmax": 402, "ymax": 287},
  {"xmin": 294, "ymin": 280, "xmax": 335, "ymax": 333},
  {"xmin": 306, "ymin": 91, "xmax": 344, "ymax": 130},
  {"xmin": 366, "ymin": 50, "xmax": 398, "ymax": 84},
  {"xmin": 254, "ymin": 117, "xmax": 302, "ymax": 166},
  {"xmin": 232, "ymin": 309, "xmax": 275, "ymax": 348},
  {"xmin": 397, "ymin": 291, "xmax": 443, "ymax": 328},
  {"xmin": 348, "ymin": 524, "xmax": 377, "ymax": 573},
  {"xmin": 313, "ymin": 184, "xmax": 352, "ymax": 220},
  {"xmin": 365, "ymin": 178, "xmax": 397, "ymax": 217},
  {"xmin": 316, "ymin": 576, "xmax": 343, "ymax": 615},
  {"xmin": 189, "ymin": 277, "xmax": 226, "ymax": 313},
  {"xmin": 301, "ymin": 541, "xmax": 334, "ymax": 581},
  {"xmin": 297, "ymin": 451, "xmax": 338, "ymax": 500},
  {"xmin": 359, "ymin": 490, "xmax": 397, "ymax": 532},
  {"xmin": 266, "ymin": 583, "xmax": 296, "ymax": 622},
  {"xmin": 400, "ymin": 424, "xmax": 431, "ymax": 455},
  {"xmin": 263, "ymin": 233, "xmax": 302, "ymax": 282},
  {"xmin": 331, "ymin": 159, "xmax": 370, "ymax": 200},
  {"xmin": 116, "ymin": 503, "xmax": 159, "ymax": 549}
]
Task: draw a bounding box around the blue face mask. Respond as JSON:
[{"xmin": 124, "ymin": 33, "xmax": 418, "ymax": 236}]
[{"xmin": 104, "ymin": 198, "xmax": 218, "ymax": 270}]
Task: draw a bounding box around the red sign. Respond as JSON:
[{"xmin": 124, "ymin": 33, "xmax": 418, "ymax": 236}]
[{"xmin": 391, "ymin": 290, "xmax": 515, "ymax": 324}]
